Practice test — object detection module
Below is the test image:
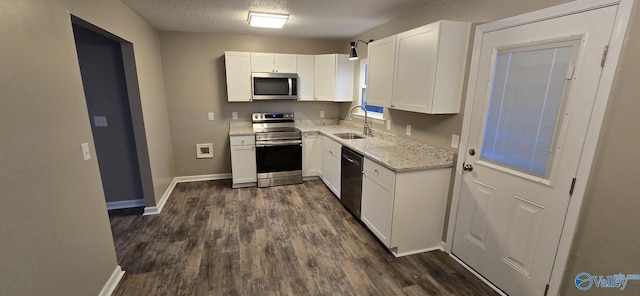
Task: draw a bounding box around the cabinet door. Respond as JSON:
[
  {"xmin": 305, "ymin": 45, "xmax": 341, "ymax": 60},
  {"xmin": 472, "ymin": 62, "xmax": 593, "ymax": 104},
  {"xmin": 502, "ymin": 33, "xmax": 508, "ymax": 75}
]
[
  {"xmin": 314, "ymin": 54, "xmax": 336, "ymax": 101},
  {"xmin": 297, "ymin": 55, "xmax": 315, "ymax": 101},
  {"xmin": 225, "ymin": 52, "xmax": 252, "ymax": 102},
  {"xmin": 367, "ymin": 35, "xmax": 396, "ymax": 108},
  {"xmin": 274, "ymin": 54, "xmax": 297, "ymax": 73},
  {"xmin": 231, "ymin": 145, "xmax": 257, "ymax": 184},
  {"xmin": 328, "ymin": 150, "xmax": 341, "ymax": 197},
  {"xmin": 302, "ymin": 132, "xmax": 322, "ymax": 176},
  {"xmin": 393, "ymin": 24, "xmax": 439, "ymax": 113},
  {"xmin": 322, "ymin": 136, "xmax": 341, "ymax": 197},
  {"xmin": 361, "ymin": 173, "xmax": 394, "ymax": 247},
  {"xmin": 251, "ymin": 53, "xmax": 275, "ymax": 72},
  {"xmin": 333, "ymin": 54, "xmax": 354, "ymax": 102}
]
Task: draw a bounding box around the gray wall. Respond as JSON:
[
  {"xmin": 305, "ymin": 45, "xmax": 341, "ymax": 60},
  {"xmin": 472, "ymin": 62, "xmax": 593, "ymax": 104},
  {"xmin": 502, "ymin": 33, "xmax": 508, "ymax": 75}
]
[
  {"xmin": 159, "ymin": 32, "xmax": 345, "ymax": 176},
  {"xmin": 0, "ymin": 0, "xmax": 174, "ymax": 294},
  {"xmin": 345, "ymin": 0, "xmax": 640, "ymax": 295}
]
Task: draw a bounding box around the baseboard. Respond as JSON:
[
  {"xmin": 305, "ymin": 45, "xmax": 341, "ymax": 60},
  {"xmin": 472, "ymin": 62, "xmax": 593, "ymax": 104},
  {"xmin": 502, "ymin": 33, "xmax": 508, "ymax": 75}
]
[
  {"xmin": 394, "ymin": 245, "xmax": 444, "ymax": 257},
  {"xmin": 143, "ymin": 178, "xmax": 177, "ymax": 216},
  {"xmin": 174, "ymin": 173, "xmax": 232, "ymax": 183},
  {"xmin": 439, "ymin": 240, "xmax": 447, "ymax": 251},
  {"xmin": 99, "ymin": 265, "xmax": 125, "ymax": 296},
  {"xmin": 106, "ymin": 199, "xmax": 145, "ymax": 210},
  {"xmin": 302, "ymin": 175, "xmax": 321, "ymax": 181},
  {"xmin": 449, "ymin": 254, "xmax": 508, "ymax": 296},
  {"xmin": 143, "ymin": 173, "xmax": 232, "ymax": 215}
]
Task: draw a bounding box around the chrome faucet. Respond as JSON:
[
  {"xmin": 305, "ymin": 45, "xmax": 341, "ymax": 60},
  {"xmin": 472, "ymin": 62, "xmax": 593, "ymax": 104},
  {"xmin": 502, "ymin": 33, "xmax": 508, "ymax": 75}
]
[{"xmin": 348, "ymin": 105, "xmax": 371, "ymax": 136}]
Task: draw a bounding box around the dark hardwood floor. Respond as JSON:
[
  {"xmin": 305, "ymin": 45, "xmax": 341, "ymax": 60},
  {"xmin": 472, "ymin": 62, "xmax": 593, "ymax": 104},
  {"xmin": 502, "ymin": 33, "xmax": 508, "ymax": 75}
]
[{"xmin": 109, "ymin": 179, "xmax": 499, "ymax": 296}]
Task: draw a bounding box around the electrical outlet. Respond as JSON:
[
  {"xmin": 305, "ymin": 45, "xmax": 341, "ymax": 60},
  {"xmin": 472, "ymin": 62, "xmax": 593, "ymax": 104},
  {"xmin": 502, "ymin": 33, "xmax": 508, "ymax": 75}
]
[
  {"xmin": 386, "ymin": 120, "xmax": 392, "ymax": 130},
  {"xmin": 320, "ymin": 110, "xmax": 325, "ymax": 118},
  {"xmin": 208, "ymin": 112, "xmax": 214, "ymax": 121},
  {"xmin": 232, "ymin": 112, "xmax": 238, "ymax": 120},
  {"xmin": 81, "ymin": 143, "xmax": 91, "ymax": 161},
  {"xmin": 451, "ymin": 134, "xmax": 460, "ymax": 149},
  {"xmin": 406, "ymin": 125, "xmax": 412, "ymax": 136}
]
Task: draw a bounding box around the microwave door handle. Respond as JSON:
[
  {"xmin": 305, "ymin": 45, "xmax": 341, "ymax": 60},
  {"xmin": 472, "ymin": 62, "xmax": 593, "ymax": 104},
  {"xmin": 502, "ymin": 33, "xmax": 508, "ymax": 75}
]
[{"xmin": 288, "ymin": 78, "xmax": 292, "ymax": 96}]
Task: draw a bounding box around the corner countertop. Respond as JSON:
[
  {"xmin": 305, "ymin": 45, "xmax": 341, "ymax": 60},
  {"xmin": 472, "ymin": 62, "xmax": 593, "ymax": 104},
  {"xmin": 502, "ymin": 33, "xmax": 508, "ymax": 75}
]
[{"xmin": 230, "ymin": 121, "xmax": 455, "ymax": 173}]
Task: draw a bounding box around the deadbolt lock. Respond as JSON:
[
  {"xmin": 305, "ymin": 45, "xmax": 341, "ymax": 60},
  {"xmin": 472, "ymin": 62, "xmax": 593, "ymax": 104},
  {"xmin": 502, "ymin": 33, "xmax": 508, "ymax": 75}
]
[{"xmin": 468, "ymin": 148, "xmax": 476, "ymax": 156}]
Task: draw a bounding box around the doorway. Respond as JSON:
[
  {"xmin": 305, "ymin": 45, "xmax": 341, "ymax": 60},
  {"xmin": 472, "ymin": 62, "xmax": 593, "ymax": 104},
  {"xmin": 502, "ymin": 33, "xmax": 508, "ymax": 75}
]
[
  {"xmin": 71, "ymin": 17, "xmax": 154, "ymax": 210},
  {"xmin": 446, "ymin": 0, "xmax": 632, "ymax": 295}
]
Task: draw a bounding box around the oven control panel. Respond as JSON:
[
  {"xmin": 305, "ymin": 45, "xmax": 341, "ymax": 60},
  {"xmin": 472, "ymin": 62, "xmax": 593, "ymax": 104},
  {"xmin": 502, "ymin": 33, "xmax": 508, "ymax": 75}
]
[{"xmin": 252, "ymin": 113, "xmax": 295, "ymax": 122}]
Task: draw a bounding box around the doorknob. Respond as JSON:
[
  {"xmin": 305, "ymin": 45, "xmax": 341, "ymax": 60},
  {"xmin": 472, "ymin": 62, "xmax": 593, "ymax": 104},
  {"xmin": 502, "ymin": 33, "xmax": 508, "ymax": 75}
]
[{"xmin": 462, "ymin": 162, "xmax": 473, "ymax": 172}]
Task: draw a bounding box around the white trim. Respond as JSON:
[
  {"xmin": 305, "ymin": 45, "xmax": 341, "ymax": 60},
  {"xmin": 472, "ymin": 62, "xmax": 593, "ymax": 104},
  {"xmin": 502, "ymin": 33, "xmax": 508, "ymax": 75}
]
[
  {"xmin": 548, "ymin": 0, "xmax": 633, "ymax": 295},
  {"xmin": 143, "ymin": 178, "xmax": 176, "ymax": 215},
  {"xmin": 450, "ymin": 255, "xmax": 508, "ymax": 296},
  {"xmin": 303, "ymin": 175, "xmax": 321, "ymax": 181},
  {"xmin": 438, "ymin": 240, "xmax": 447, "ymax": 251},
  {"xmin": 106, "ymin": 199, "xmax": 145, "ymax": 210},
  {"xmin": 174, "ymin": 173, "xmax": 232, "ymax": 183},
  {"xmin": 393, "ymin": 245, "xmax": 443, "ymax": 257},
  {"xmin": 444, "ymin": 1, "xmax": 633, "ymax": 296},
  {"xmin": 99, "ymin": 265, "xmax": 125, "ymax": 296},
  {"xmin": 477, "ymin": 0, "xmax": 620, "ymax": 33},
  {"xmin": 143, "ymin": 174, "xmax": 232, "ymax": 215}
]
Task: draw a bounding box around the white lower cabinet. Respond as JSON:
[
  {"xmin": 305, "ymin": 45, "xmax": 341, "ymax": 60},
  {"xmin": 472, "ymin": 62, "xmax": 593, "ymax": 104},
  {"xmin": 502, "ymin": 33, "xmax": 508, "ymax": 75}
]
[
  {"xmin": 361, "ymin": 158, "xmax": 452, "ymax": 256},
  {"xmin": 230, "ymin": 135, "xmax": 257, "ymax": 188},
  {"xmin": 302, "ymin": 132, "xmax": 322, "ymax": 177},
  {"xmin": 362, "ymin": 169, "xmax": 395, "ymax": 246},
  {"xmin": 321, "ymin": 136, "xmax": 341, "ymax": 198}
]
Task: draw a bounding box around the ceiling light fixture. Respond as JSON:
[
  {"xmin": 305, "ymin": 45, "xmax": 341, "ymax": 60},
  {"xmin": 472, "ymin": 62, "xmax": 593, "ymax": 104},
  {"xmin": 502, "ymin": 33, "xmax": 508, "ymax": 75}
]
[
  {"xmin": 348, "ymin": 39, "xmax": 374, "ymax": 61},
  {"xmin": 248, "ymin": 11, "xmax": 289, "ymax": 29}
]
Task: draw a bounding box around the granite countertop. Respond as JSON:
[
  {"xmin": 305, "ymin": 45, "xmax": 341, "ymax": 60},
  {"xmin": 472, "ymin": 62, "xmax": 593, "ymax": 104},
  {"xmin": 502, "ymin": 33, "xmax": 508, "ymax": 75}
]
[{"xmin": 230, "ymin": 121, "xmax": 455, "ymax": 172}]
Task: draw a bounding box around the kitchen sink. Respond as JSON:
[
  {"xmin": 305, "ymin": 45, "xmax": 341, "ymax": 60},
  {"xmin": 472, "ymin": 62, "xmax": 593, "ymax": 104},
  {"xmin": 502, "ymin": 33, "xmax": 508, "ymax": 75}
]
[{"xmin": 334, "ymin": 133, "xmax": 365, "ymax": 140}]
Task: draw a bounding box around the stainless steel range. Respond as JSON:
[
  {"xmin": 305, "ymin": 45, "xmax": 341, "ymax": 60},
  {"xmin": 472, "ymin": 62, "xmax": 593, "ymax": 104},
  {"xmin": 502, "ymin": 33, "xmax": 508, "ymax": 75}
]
[{"xmin": 252, "ymin": 112, "xmax": 303, "ymax": 187}]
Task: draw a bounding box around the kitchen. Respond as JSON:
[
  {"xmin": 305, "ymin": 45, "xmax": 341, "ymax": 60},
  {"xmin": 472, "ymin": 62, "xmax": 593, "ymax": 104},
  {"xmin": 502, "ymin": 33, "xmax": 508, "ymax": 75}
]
[{"xmin": 2, "ymin": 0, "xmax": 639, "ymax": 295}]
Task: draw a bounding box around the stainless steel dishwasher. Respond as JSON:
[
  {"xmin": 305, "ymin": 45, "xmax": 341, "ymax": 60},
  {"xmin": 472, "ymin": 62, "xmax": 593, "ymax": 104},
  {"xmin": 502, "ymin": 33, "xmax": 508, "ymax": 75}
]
[{"xmin": 341, "ymin": 146, "xmax": 363, "ymax": 218}]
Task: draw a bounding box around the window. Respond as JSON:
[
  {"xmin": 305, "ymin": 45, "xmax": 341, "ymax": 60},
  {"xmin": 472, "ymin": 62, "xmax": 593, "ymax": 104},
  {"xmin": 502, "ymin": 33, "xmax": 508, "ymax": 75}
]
[
  {"xmin": 480, "ymin": 42, "xmax": 577, "ymax": 178},
  {"xmin": 358, "ymin": 60, "xmax": 383, "ymax": 117}
]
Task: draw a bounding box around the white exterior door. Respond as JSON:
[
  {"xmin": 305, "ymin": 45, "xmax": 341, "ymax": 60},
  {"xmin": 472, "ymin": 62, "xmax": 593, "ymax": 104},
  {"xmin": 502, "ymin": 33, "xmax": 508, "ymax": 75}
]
[{"xmin": 452, "ymin": 6, "xmax": 617, "ymax": 296}]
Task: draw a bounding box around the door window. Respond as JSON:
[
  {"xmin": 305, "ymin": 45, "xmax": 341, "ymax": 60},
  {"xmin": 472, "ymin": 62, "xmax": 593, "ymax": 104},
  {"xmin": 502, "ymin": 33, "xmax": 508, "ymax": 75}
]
[{"xmin": 481, "ymin": 41, "xmax": 578, "ymax": 178}]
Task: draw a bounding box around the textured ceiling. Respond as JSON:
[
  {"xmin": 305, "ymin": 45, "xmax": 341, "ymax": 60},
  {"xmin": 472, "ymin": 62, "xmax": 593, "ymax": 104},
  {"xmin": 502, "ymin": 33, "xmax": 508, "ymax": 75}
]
[{"xmin": 121, "ymin": 0, "xmax": 432, "ymax": 39}]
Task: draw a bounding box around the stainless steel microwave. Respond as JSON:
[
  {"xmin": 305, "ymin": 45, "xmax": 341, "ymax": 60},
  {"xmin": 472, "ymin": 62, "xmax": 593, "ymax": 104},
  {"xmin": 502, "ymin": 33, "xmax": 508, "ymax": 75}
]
[{"xmin": 252, "ymin": 72, "xmax": 298, "ymax": 100}]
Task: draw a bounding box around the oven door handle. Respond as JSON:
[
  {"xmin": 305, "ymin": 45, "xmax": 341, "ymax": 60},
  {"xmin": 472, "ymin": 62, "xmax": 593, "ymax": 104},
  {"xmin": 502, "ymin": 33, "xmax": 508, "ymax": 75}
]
[{"xmin": 256, "ymin": 140, "xmax": 302, "ymax": 147}]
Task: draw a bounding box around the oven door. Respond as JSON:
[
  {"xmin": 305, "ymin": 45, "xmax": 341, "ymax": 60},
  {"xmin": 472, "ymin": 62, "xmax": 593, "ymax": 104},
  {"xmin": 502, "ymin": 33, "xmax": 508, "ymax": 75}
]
[{"xmin": 255, "ymin": 141, "xmax": 302, "ymax": 176}]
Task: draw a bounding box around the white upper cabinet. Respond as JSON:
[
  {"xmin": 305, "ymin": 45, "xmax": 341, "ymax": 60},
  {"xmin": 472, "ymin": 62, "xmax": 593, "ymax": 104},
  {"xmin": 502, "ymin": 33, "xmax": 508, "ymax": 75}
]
[
  {"xmin": 224, "ymin": 51, "xmax": 252, "ymax": 102},
  {"xmin": 367, "ymin": 35, "xmax": 397, "ymax": 108},
  {"xmin": 250, "ymin": 53, "xmax": 297, "ymax": 73},
  {"xmin": 367, "ymin": 20, "xmax": 470, "ymax": 114},
  {"xmin": 297, "ymin": 55, "xmax": 315, "ymax": 101},
  {"xmin": 314, "ymin": 54, "xmax": 354, "ymax": 102},
  {"xmin": 274, "ymin": 54, "xmax": 298, "ymax": 73}
]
